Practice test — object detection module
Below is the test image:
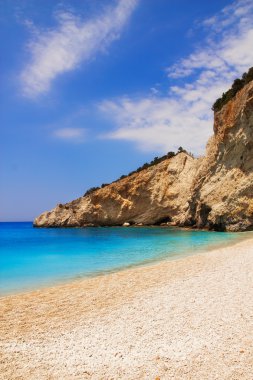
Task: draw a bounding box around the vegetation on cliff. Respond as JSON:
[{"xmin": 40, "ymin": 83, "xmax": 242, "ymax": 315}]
[
  {"xmin": 83, "ymin": 147, "xmax": 189, "ymax": 197},
  {"xmin": 212, "ymin": 67, "xmax": 253, "ymax": 112}
]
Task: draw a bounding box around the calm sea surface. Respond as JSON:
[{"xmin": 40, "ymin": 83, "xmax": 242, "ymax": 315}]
[{"xmin": 0, "ymin": 222, "xmax": 251, "ymax": 295}]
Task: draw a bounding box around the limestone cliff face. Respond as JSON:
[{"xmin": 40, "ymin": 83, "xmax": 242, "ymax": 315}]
[
  {"xmin": 34, "ymin": 81, "xmax": 253, "ymax": 231},
  {"xmin": 34, "ymin": 152, "xmax": 198, "ymax": 227},
  {"xmin": 184, "ymin": 80, "xmax": 253, "ymax": 231}
]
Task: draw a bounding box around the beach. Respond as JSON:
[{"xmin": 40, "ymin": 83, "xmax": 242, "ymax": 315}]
[{"xmin": 1, "ymin": 238, "xmax": 253, "ymax": 379}]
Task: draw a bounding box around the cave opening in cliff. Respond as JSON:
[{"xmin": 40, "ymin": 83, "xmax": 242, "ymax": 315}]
[{"xmin": 153, "ymin": 216, "xmax": 172, "ymax": 225}]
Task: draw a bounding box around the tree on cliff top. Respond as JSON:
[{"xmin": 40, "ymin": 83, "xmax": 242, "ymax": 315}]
[{"xmin": 212, "ymin": 67, "xmax": 253, "ymax": 112}]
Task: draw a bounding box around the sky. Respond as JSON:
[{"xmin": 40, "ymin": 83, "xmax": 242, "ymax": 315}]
[{"xmin": 1, "ymin": 0, "xmax": 253, "ymax": 221}]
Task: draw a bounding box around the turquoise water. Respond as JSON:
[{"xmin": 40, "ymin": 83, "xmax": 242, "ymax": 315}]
[{"xmin": 0, "ymin": 222, "xmax": 250, "ymax": 295}]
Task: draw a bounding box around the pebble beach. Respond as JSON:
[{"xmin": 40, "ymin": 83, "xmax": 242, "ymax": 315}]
[{"xmin": 1, "ymin": 238, "xmax": 253, "ymax": 379}]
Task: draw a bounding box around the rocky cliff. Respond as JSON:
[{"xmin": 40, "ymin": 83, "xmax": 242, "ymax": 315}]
[{"xmin": 34, "ymin": 81, "xmax": 253, "ymax": 231}]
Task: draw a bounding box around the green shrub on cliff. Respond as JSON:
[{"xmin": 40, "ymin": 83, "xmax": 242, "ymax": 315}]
[
  {"xmin": 83, "ymin": 186, "xmax": 100, "ymax": 197},
  {"xmin": 126, "ymin": 151, "xmax": 176, "ymax": 177},
  {"xmin": 212, "ymin": 67, "xmax": 253, "ymax": 112}
]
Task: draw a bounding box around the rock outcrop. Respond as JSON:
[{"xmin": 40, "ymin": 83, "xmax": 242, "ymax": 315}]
[
  {"xmin": 34, "ymin": 81, "xmax": 253, "ymax": 231},
  {"xmin": 34, "ymin": 152, "xmax": 199, "ymax": 227},
  {"xmin": 185, "ymin": 80, "xmax": 253, "ymax": 231}
]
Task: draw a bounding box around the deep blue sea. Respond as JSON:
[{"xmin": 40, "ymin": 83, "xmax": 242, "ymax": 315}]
[{"xmin": 0, "ymin": 222, "xmax": 251, "ymax": 295}]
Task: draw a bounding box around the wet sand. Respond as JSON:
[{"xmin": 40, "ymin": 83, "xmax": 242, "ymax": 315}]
[{"xmin": 1, "ymin": 238, "xmax": 253, "ymax": 379}]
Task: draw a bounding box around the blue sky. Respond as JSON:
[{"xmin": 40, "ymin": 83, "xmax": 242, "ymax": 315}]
[{"xmin": 1, "ymin": 0, "xmax": 253, "ymax": 221}]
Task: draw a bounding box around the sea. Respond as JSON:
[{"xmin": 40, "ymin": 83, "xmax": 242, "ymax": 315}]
[{"xmin": 0, "ymin": 222, "xmax": 251, "ymax": 295}]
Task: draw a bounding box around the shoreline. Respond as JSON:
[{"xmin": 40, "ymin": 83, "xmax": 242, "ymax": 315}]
[
  {"xmin": 1, "ymin": 238, "xmax": 253, "ymax": 379},
  {"xmin": 1, "ymin": 229, "xmax": 252, "ymax": 298}
]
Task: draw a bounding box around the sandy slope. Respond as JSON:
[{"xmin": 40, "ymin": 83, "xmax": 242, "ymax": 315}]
[{"xmin": 1, "ymin": 238, "xmax": 253, "ymax": 379}]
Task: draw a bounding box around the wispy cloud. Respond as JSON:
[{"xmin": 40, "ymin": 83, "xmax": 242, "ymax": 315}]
[
  {"xmin": 100, "ymin": 0, "xmax": 253, "ymax": 155},
  {"xmin": 53, "ymin": 127, "xmax": 86, "ymax": 142},
  {"xmin": 100, "ymin": 96, "xmax": 212, "ymax": 153},
  {"xmin": 21, "ymin": 0, "xmax": 138, "ymax": 97},
  {"xmin": 167, "ymin": 0, "xmax": 253, "ymax": 79}
]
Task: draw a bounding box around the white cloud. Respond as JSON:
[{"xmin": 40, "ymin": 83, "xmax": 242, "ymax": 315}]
[
  {"xmin": 53, "ymin": 127, "xmax": 86, "ymax": 141},
  {"xmin": 100, "ymin": 96, "xmax": 212, "ymax": 153},
  {"xmin": 21, "ymin": 0, "xmax": 138, "ymax": 97},
  {"xmin": 100, "ymin": 0, "xmax": 253, "ymax": 155}
]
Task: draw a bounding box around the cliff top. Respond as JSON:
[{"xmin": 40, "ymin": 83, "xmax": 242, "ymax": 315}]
[
  {"xmin": 212, "ymin": 66, "xmax": 253, "ymax": 112},
  {"xmin": 83, "ymin": 147, "xmax": 192, "ymax": 197}
]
